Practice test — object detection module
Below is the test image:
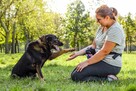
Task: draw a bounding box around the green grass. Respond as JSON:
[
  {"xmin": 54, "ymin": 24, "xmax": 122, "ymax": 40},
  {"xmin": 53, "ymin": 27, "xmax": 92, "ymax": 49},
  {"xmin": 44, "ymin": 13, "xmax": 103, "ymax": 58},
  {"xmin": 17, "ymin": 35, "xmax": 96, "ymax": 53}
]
[{"xmin": 0, "ymin": 53, "xmax": 136, "ymax": 91}]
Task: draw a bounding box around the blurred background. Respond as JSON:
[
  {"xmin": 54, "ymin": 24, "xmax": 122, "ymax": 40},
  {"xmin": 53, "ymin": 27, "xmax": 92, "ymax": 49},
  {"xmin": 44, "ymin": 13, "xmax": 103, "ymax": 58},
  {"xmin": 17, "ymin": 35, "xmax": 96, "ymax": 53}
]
[{"xmin": 0, "ymin": 0, "xmax": 136, "ymax": 54}]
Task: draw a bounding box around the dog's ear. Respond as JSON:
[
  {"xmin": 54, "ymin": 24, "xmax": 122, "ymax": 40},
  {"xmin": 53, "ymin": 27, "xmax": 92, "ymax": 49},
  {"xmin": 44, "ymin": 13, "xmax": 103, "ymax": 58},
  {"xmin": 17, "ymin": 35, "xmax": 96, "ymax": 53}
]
[
  {"xmin": 39, "ymin": 34, "xmax": 53, "ymax": 43},
  {"xmin": 39, "ymin": 35, "xmax": 46, "ymax": 42}
]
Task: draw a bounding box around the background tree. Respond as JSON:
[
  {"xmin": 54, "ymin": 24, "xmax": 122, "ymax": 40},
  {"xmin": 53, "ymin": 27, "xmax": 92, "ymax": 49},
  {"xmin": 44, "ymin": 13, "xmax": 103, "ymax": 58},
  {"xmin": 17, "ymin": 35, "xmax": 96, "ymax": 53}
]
[
  {"xmin": 62, "ymin": 0, "xmax": 94, "ymax": 50},
  {"xmin": 0, "ymin": 0, "xmax": 136, "ymax": 54},
  {"xmin": 120, "ymin": 13, "xmax": 136, "ymax": 53},
  {"xmin": 0, "ymin": 0, "xmax": 62, "ymax": 53},
  {"xmin": 0, "ymin": 0, "xmax": 14, "ymax": 53}
]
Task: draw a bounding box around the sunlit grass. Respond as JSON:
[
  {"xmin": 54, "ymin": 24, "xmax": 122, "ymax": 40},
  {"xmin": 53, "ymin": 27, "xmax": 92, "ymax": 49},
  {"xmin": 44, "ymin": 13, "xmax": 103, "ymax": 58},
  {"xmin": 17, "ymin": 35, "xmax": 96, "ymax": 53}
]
[{"xmin": 0, "ymin": 52, "xmax": 136, "ymax": 91}]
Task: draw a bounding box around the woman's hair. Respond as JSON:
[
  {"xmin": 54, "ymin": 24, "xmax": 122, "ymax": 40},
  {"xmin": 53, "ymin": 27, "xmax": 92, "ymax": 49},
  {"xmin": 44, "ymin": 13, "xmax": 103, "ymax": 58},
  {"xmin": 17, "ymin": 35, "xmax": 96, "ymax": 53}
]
[
  {"xmin": 110, "ymin": 7, "xmax": 118, "ymax": 16},
  {"xmin": 95, "ymin": 5, "xmax": 116, "ymax": 20}
]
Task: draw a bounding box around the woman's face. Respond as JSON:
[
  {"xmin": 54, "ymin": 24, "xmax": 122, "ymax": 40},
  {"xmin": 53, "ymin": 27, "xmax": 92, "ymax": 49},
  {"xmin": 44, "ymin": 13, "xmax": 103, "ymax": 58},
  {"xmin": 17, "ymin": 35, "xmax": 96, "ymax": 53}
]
[{"xmin": 96, "ymin": 14, "xmax": 108, "ymax": 27}]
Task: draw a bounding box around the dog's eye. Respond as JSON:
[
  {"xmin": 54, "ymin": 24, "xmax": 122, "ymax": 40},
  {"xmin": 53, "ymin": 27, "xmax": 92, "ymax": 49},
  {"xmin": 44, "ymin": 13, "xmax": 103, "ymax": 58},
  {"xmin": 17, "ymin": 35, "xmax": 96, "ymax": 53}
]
[
  {"xmin": 46, "ymin": 37, "xmax": 52, "ymax": 41},
  {"xmin": 53, "ymin": 39, "xmax": 58, "ymax": 42}
]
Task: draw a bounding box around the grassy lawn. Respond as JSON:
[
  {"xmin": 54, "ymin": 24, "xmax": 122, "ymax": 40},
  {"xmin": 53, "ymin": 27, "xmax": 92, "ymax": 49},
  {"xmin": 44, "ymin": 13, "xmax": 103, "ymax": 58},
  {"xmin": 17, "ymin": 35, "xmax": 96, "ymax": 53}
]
[{"xmin": 0, "ymin": 53, "xmax": 136, "ymax": 91}]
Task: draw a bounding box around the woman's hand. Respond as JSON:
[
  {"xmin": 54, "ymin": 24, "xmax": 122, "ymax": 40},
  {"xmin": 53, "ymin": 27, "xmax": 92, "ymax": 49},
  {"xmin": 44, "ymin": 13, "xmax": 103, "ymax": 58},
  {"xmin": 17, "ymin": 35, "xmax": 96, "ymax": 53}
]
[
  {"xmin": 76, "ymin": 61, "xmax": 89, "ymax": 72},
  {"xmin": 66, "ymin": 52, "xmax": 78, "ymax": 61}
]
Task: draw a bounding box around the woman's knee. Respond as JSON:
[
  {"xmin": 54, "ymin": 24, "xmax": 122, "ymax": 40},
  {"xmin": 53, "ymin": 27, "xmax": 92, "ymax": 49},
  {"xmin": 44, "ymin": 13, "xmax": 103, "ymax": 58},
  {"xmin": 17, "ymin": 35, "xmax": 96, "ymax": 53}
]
[{"xmin": 71, "ymin": 71, "xmax": 83, "ymax": 82}]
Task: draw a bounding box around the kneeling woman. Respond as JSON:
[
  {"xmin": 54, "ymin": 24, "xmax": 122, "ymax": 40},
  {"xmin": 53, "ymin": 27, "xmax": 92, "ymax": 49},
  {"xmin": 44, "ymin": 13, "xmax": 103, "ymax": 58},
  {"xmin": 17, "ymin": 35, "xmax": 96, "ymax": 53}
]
[{"xmin": 67, "ymin": 5, "xmax": 125, "ymax": 82}]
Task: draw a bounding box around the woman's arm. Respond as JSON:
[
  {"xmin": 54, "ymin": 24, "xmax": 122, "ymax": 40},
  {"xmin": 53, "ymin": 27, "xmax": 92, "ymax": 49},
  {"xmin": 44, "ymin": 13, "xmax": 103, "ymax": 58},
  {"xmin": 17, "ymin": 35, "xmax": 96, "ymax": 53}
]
[
  {"xmin": 67, "ymin": 40, "xmax": 96, "ymax": 60},
  {"xmin": 76, "ymin": 40, "xmax": 116, "ymax": 72},
  {"xmin": 76, "ymin": 40, "xmax": 96, "ymax": 56},
  {"xmin": 87, "ymin": 40, "xmax": 116, "ymax": 64}
]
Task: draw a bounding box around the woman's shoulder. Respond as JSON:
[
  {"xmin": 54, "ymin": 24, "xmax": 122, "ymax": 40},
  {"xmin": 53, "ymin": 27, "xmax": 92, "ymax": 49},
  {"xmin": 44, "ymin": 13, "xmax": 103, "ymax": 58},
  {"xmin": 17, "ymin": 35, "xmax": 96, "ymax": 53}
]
[
  {"xmin": 109, "ymin": 22, "xmax": 123, "ymax": 31},
  {"xmin": 108, "ymin": 22, "xmax": 125, "ymax": 37},
  {"xmin": 113, "ymin": 22, "xmax": 122, "ymax": 29}
]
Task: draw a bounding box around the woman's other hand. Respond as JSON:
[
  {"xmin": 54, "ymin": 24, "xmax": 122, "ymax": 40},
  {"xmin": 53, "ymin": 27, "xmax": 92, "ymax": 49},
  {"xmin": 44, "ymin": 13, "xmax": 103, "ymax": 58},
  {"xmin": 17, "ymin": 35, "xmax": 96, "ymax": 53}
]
[{"xmin": 76, "ymin": 61, "xmax": 89, "ymax": 72}]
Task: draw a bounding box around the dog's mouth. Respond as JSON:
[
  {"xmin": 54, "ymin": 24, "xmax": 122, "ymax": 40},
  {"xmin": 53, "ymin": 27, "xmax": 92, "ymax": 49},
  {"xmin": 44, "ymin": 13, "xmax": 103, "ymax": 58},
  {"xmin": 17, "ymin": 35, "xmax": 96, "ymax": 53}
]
[
  {"xmin": 52, "ymin": 41, "xmax": 63, "ymax": 51},
  {"xmin": 53, "ymin": 45, "xmax": 61, "ymax": 51}
]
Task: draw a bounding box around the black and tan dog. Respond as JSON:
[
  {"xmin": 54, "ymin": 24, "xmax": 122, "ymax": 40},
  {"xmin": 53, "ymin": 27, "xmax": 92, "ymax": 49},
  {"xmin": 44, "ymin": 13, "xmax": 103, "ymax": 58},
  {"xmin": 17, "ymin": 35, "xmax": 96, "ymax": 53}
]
[{"xmin": 11, "ymin": 34, "xmax": 75, "ymax": 81}]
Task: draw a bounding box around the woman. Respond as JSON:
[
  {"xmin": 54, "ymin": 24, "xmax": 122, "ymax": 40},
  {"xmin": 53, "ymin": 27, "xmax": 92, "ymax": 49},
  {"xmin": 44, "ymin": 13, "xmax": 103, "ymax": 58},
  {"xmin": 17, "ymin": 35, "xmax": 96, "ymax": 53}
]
[
  {"xmin": 67, "ymin": 5, "xmax": 125, "ymax": 82},
  {"xmin": 86, "ymin": 7, "xmax": 118, "ymax": 59}
]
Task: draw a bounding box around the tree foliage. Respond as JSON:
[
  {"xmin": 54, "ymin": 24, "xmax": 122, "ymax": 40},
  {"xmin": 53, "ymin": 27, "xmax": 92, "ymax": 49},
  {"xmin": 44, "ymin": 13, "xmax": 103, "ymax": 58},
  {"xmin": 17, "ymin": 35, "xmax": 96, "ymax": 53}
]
[
  {"xmin": 0, "ymin": 0, "xmax": 136, "ymax": 54},
  {"xmin": 119, "ymin": 13, "xmax": 136, "ymax": 52},
  {"xmin": 62, "ymin": 0, "xmax": 96, "ymax": 50},
  {"xmin": 0, "ymin": 0, "xmax": 62, "ymax": 53}
]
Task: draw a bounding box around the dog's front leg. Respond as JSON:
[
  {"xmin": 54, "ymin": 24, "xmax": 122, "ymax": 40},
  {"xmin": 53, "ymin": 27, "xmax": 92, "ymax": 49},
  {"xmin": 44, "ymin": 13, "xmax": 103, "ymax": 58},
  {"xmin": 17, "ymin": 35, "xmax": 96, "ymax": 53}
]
[
  {"xmin": 36, "ymin": 64, "xmax": 44, "ymax": 81},
  {"xmin": 49, "ymin": 48, "xmax": 75, "ymax": 60}
]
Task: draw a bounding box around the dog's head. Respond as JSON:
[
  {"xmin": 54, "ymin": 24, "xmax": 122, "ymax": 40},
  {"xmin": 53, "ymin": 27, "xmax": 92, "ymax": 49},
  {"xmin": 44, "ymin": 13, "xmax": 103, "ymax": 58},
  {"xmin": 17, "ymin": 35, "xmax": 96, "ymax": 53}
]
[{"xmin": 39, "ymin": 34, "xmax": 63, "ymax": 51}]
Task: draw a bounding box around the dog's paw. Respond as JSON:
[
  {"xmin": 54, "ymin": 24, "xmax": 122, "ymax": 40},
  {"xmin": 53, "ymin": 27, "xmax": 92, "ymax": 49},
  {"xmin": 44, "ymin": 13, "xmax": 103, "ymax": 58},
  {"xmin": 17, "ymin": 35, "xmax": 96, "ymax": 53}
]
[
  {"xmin": 40, "ymin": 78, "xmax": 45, "ymax": 82},
  {"xmin": 10, "ymin": 74, "xmax": 20, "ymax": 79},
  {"xmin": 64, "ymin": 48, "xmax": 75, "ymax": 52},
  {"xmin": 69, "ymin": 48, "xmax": 75, "ymax": 52}
]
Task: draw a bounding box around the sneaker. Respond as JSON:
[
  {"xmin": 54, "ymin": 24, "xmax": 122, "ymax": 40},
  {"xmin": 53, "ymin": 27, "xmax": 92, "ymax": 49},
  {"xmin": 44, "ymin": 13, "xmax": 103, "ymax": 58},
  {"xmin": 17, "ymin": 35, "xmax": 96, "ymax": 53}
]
[{"xmin": 107, "ymin": 75, "xmax": 118, "ymax": 82}]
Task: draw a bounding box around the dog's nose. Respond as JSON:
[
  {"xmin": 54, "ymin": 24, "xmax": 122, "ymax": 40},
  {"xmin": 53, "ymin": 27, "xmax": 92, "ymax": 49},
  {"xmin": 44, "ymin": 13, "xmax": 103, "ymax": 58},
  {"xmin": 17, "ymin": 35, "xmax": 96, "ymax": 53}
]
[{"xmin": 59, "ymin": 42, "xmax": 63, "ymax": 46}]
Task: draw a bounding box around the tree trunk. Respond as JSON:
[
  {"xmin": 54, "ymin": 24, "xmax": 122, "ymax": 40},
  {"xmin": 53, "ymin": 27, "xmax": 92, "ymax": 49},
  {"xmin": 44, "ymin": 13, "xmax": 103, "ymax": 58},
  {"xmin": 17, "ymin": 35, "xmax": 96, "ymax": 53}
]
[
  {"xmin": 11, "ymin": 22, "xmax": 16, "ymax": 54},
  {"xmin": 129, "ymin": 36, "xmax": 132, "ymax": 53},
  {"xmin": 0, "ymin": 19, "xmax": 10, "ymax": 54},
  {"xmin": 126, "ymin": 37, "xmax": 129, "ymax": 53},
  {"xmin": 5, "ymin": 31, "xmax": 10, "ymax": 54},
  {"xmin": 0, "ymin": 45, "xmax": 3, "ymax": 53},
  {"xmin": 15, "ymin": 35, "xmax": 19, "ymax": 53},
  {"xmin": 73, "ymin": 32, "xmax": 78, "ymax": 50},
  {"xmin": 23, "ymin": 28, "xmax": 30, "ymax": 50},
  {"xmin": 64, "ymin": 39, "xmax": 70, "ymax": 48}
]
